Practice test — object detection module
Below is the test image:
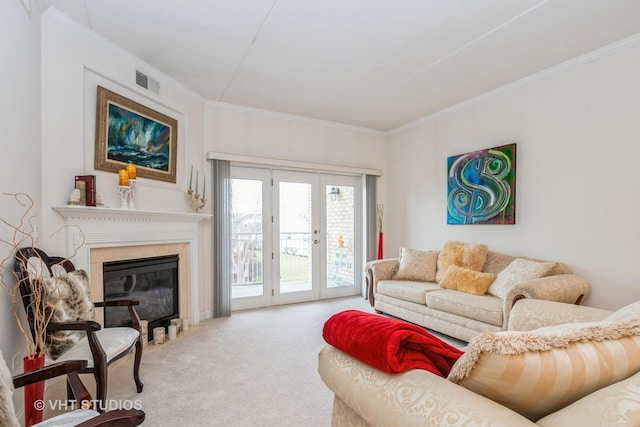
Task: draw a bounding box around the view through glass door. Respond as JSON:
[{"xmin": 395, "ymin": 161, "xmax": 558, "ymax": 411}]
[{"xmin": 231, "ymin": 167, "xmax": 361, "ymax": 310}]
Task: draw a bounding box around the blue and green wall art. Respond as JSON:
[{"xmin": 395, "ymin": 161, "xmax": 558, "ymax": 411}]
[{"xmin": 447, "ymin": 143, "xmax": 516, "ymax": 225}]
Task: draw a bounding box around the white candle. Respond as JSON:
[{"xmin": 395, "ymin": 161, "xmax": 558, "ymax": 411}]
[{"xmin": 168, "ymin": 325, "xmax": 177, "ymax": 340}]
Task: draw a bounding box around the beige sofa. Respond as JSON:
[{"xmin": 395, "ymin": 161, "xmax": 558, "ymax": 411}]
[
  {"xmin": 319, "ymin": 299, "xmax": 640, "ymax": 426},
  {"xmin": 366, "ymin": 244, "xmax": 590, "ymax": 342}
]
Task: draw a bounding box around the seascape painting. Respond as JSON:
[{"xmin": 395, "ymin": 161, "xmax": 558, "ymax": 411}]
[
  {"xmin": 95, "ymin": 86, "xmax": 177, "ymax": 183},
  {"xmin": 447, "ymin": 143, "xmax": 516, "ymax": 225},
  {"xmin": 107, "ymin": 104, "xmax": 171, "ymax": 172}
]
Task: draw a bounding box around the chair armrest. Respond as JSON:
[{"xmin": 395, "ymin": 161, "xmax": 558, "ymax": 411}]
[
  {"xmin": 94, "ymin": 300, "xmax": 141, "ymax": 330},
  {"xmin": 47, "ymin": 320, "xmax": 101, "ymax": 333},
  {"xmin": 94, "ymin": 300, "xmax": 140, "ymax": 307},
  {"xmin": 13, "ymin": 360, "xmax": 88, "ymax": 388},
  {"xmin": 501, "ymin": 274, "xmax": 590, "ymax": 327},
  {"xmin": 365, "ymin": 258, "xmax": 399, "ymax": 305},
  {"xmin": 318, "ymin": 345, "xmax": 536, "ymax": 427},
  {"xmin": 508, "ymin": 299, "xmax": 612, "ymax": 331},
  {"xmin": 75, "ymin": 409, "xmax": 145, "ymax": 427}
]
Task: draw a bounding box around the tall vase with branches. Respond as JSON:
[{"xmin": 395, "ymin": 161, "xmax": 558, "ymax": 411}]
[{"xmin": 0, "ymin": 192, "xmax": 84, "ymax": 426}]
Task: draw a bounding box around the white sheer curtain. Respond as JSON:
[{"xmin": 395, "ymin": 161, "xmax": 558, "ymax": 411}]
[{"xmin": 212, "ymin": 159, "xmax": 232, "ymax": 317}]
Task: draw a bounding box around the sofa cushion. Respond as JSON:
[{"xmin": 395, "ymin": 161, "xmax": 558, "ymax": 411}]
[
  {"xmin": 448, "ymin": 318, "xmax": 640, "ymax": 421},
  {"xmin": 436, "ymin": 241, "xmax": 488, "ymax": 282},
  {"xmin": 393, "ymin": 248, "xmax": 438, "ymax": 282},
  {"xmin": 481, "ymin": 251, "xmax": 515, "ymax": 275},
  {"xmin": 426, "ymin": 290, "xmax": 503, "ymax": 326},
  {"xmin": 486, "ymin": 258, "xmax": 556, "ymax": 299},
  {"xmin": 604, "ymin": 300, "xmax": 640, "ymax": 322},
  {"xmin": 438, "ymin": 265, "xmax": 496, "ymax": 296},
  {"xmin": 377, "ymin": 280, "xmax": 439, "ymax": 304}
]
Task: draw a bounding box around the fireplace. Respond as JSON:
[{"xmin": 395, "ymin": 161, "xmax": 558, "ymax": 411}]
[
  {"xmin": 103, "ymin": 254, "xmax": 179, "ymax": 341},
  {"xmin": 53, "ymin": 206, "xmax": 211, "ymax": 326}
]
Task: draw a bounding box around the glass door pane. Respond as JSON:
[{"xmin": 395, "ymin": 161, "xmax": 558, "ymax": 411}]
[
  {"xmin": 231, "ymin": 177, "xmax": 265, "ymax": 299},
  {"xmin": 325, "ymin": 184, "xmax": 355, "ymax": 288},
  {"xmin": 278, "ymin": 181, "xmax": 313, "ymax": 293}
]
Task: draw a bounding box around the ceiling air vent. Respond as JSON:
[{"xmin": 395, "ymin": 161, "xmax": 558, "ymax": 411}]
[{"xmin": 135, "ymin": 70, "xmax": 160, "ymax": 95}]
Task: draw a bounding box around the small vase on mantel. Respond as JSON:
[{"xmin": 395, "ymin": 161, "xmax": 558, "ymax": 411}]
[{"xmin": 23, "ymin": 355, "xmax": 45, "ymax": 427}]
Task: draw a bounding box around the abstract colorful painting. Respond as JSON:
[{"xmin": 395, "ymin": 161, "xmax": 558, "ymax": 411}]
[
  {"xmin": 95, "ymin": 86, "xmax": 177, "ymax": 183},
  {"xmin": 447, "ymin": 143, "xmax": 516, "ymax": 225}
]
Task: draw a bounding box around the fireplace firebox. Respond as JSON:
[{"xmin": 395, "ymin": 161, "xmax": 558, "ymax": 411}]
[{"xmin": 103, "ymin": 254, "xmax": 179, "ymax": 341}]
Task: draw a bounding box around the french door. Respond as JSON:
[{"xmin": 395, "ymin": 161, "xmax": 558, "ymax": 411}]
[{"xmin": 230, "ymin": 167, "xmax": 361, "ymax": 310}]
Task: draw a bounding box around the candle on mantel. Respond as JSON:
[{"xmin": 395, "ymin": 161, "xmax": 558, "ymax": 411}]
[
  {"xmin": 126, "ymin": 163, "xmax": 137, "ymax": 180},
  {"xmin": 195, "ymin": 170, "xmax": 199, "ymax": 194},
  {"xmin": 189, "ymin": 165, "xmax": 193, "ymax": 191},
  {"xmin": 202, "ymin": 175, "xmax": 206, "ymax": 199},
  {"xmin": 118, "ymin": 169, "xmax": 129, "ymax": 186}
]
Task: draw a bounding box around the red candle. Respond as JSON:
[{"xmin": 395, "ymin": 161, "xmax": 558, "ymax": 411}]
[
  {"xmin": 126, "ymin": 163, "xmax": 137, "ymax": 180},
  {"xmin": 118, "ymin": 169, "xmax": 129, "ymax": 186}
]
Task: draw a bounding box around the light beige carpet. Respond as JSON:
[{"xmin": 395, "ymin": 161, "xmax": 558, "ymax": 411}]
[
  {"xmin": 43, "ymin": 296, "xmax": 466, "ymax": 426},
  {"xmin": 45, "ymin": 296, "xmax": 372, "ymax": 426}
]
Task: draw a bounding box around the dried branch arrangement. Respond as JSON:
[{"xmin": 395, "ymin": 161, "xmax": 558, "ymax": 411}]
[
  {"xmin": 376, "ymin": 203, "xmax": 384, "ymax": 233},
  {"xmin": 0, "ymin": 192, "xmax": 84, "ymax": 358}
]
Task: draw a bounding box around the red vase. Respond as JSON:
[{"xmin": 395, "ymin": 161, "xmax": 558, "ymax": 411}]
[
  {"xmin": 377, "ymin": 231, "xmax": 384, "ymax": 260},
  {"xmin": 23, "ymin": 355, "xmax": 45, "ymax": 427}
]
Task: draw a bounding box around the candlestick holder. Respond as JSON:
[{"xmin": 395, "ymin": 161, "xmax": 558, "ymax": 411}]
[
  {"xmin": 118, "ymin": 186, "xmax": 131, "ymax": 209},
  {"xmin": 186, "ymin": 189, "xmax": 206, "ymax": 213},
  {"xmin": 128, "ymin": 179, "xmax": 137, "ymax": 209}
]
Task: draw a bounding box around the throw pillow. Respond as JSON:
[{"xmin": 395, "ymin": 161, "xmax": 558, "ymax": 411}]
[
  {"xmin": 393, "ymin": 248, "xmax": 438, "ymax": 282},
  {"xmin": 438, "ymin": 265, "xmax": 496, "ymax": 296},
  {"xmin": 42, "ymin": 269, "xmax": 95, "ymax": 359},
  {"xmin": 447, "ymin": 319, "xmax": 640, "ymax": 421},
  {"xmin": 435, "ymin": 241, "xmax": 488, "ymax": 282},
  {"xmin": 486, "ymin": 258, "xmax": 556, "ymax": 299}
]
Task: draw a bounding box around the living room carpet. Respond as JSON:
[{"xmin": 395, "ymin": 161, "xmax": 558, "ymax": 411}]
[{"xmin": 43, "ymin": 296, "xmax": 466, "ymax": 426}]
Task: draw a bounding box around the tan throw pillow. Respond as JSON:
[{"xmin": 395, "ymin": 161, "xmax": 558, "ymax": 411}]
[
  {"xmin": 448, "ymin": 319, "xmax": 640, "ymax": 421},
  {"xmin": 436, "ymin": 241, "xmax": 488, "ymax": 282},
  {"xmin": 438, "ymin": 265, "xmax": 496, "ymax": 296},
  {"xmin": 393, "ymin": 248, "xmax": 438, "ymax": 282},
  {"xmin": 43, "ymin": 269, "xmax": 95, "ymax": 359},
  {"xmin": 486, "ymin": 258, "xmax": 556, "ymax": 299}
]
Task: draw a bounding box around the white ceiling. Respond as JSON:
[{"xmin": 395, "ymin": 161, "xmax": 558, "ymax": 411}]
[{"xmin": 48, "ymin": 0, "xmax": 640, "ymax": 131}]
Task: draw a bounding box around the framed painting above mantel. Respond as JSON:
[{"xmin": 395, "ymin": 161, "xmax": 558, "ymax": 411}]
[{"xmin": 95, "ymin": 86, "xmax": 178, "ymax": 183}]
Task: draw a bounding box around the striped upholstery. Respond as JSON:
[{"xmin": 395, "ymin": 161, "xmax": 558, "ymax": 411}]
[{"xmin": 448, "ymin": 318, "xmax": 640, "ymax": 421}]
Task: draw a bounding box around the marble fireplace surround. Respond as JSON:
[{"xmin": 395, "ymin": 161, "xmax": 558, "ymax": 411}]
[{"xmin": 53, "ymin": 206, "xmax": 209, "ymax": 326}]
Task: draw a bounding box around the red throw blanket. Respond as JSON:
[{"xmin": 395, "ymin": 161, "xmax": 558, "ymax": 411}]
[{"xmin": 322, "ymin": 310, "xmax": 464, "ymax": 376}]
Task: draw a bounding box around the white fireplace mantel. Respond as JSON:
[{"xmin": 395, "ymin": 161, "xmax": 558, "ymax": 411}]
[{"xmin": 52, "ymin": 206, "xmax": 211, "ymax": 324}]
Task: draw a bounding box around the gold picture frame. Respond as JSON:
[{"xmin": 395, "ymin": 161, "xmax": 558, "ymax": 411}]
[{"xmin": 95, "ymin": 86, "xmax": 177, "ymax": 183}]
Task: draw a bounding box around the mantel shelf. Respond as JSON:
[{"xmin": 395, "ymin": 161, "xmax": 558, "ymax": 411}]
[{"xmin": 52, "ymin": 205, "xmax": 212, "ymax": 223}]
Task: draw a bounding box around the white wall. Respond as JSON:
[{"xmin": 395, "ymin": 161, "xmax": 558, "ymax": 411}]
[
  {"xmin": 386, "ymin": 38, "xmax": 640, "ymax": 311},
  {"xmin": 39, "ymin": 9, "xmax": 213, "ymax": 319},
  {"xmin": 204, "ymin": 103, "xmax": 388, "ymax": 174},
  {"xmin": 0, "ymin": 0, "xmax": 42, "ymax": 379}
]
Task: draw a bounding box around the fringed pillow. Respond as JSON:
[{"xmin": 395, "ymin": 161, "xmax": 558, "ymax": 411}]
[
  {"xmin": 448, "ymin": 318, "xmax": 640, "ymax": 421},
  {"xmin": 42, "ymin": 270, "xmax": 95, "ymax": 359}
]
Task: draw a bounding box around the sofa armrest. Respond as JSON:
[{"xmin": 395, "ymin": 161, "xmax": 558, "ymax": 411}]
[
  {"xmin": 318, "ymin": 345, "xmax": 536, "ymax": 427},
  {"xmin": 508, "ymin": 299, "xmax": 612, "ymax": 331},
  {"xmin": 364, "ymin": 258, "xmax": 399, "ymax": 305},
  {"xmin": 501, "ymin": 274, "xmax": 590, "ymax": 327}
]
